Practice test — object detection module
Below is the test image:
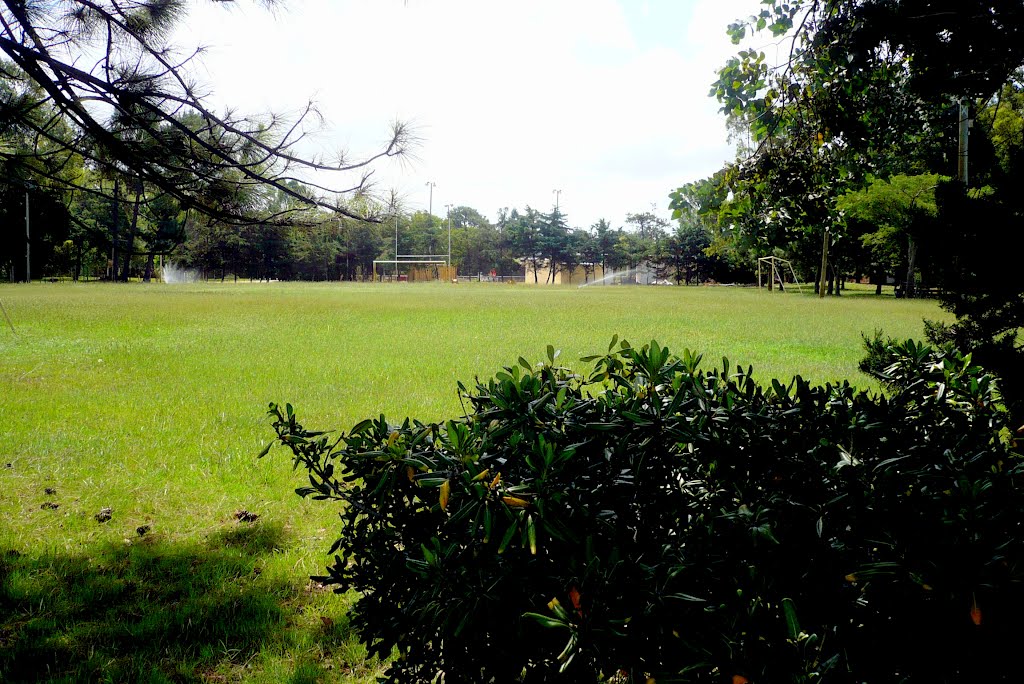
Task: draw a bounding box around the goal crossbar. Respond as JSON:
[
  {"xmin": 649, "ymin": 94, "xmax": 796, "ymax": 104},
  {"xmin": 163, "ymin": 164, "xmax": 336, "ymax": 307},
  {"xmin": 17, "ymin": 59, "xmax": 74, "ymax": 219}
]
[{"xmin": 373, "ymin": 260, "xmax": 448, "ymax": 267}]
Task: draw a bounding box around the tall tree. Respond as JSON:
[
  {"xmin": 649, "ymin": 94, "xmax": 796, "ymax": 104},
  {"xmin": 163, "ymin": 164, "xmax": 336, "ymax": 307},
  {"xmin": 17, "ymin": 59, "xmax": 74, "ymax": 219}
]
[
  {"xmin": 704, "ymin": 1, "xmax": 969, "ymax": 293},
  {"xmin": 624, "ymin": 211, "xmax": 670, "ymax": 241},
  {"xmin": 591, "ymin": 218, "xmax": 616, "ymax": 274},
  {"xmin": 139, "ymin": 192, "xmax": 187, "ymax": 281},
  {"xmin": 448, "ymin": 206, "xmax": 497, "ymax": 275},
  {"xmin": 1, "ymin": 59, "xmax": 81, "ymax": 280},
  {"xmin": 613, "ymin": 230, "xmax": 649, "ymax": 271},
  {"xmin": 576, "ymin": 228, "xmax": 600, "ymax": 283},
  {"xmin": 539, "ymin": 206, "xmax": 569, "ymax": 283},
  {"xmin": 658, "ymin": 220, "xmax": 714, "ymax": 285},
  {"xmin": 670, "ymin": 171, "xmax": 760, "ymax": 281},
  {"xmin": 505, "ymin": 207, "xmax": 544, "ymax": 283},
  {"xmin": 837, "ymin": 174, "xmax": 945, "ymax": 296},
  {"xmin": 404, "ymin": 210, "xmax": 444, "ymax": 259},
  {"xmin": 709, "ymin": 0, "xmax": 1024, "ymax": 419}
]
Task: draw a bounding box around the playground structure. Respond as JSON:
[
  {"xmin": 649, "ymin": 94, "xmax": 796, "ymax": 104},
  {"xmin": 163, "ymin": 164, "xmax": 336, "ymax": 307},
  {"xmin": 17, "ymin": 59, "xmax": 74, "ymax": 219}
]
[
  {"xmin": 757, "ymin": 256, "xmax": 803, "ymax": 293},
  {"xmin": 372, "ymin": 255, "xmax": 456, "ymax": 282}
]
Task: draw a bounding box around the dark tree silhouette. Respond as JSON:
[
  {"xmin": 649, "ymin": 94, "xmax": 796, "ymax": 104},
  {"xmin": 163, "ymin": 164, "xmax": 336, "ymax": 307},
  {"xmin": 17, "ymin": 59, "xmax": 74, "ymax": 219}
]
[{"xmin": 1, "ymin": 0, "xmax": 413, "ymax": 226}]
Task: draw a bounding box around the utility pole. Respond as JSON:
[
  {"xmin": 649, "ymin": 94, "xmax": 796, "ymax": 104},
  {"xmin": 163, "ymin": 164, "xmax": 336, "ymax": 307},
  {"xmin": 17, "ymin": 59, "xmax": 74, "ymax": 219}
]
[
  {"xmin": 24, "ymin": 191, "xmax": 30, "ymax": 283},
  {"xmin": 445, "ymin": 204, "xmax": 453, "ymax": 267},
  {"xmin": 425, "ymin": 181, "xmax": 436, "ymax": 219},
  {"xmin": 818, "ymin": 228, "xmax": 830, "ymax": 298},
  {"xmin": 111, "ymin": 178, "xmax": 120, "ymax": 281},
  {"xmin": 958, "ymin": 97, "xmax": 970, "ymax": 185},
  {"xmin": 553, "ymin": 189, "xmax": 562, "ymax": 212}
]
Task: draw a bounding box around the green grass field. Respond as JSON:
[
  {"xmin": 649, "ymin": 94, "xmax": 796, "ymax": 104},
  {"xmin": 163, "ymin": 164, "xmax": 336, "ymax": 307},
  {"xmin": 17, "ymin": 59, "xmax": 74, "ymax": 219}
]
[{"xmin": 0, "ymin": 281, "xmax": 946, "ymax": 682}]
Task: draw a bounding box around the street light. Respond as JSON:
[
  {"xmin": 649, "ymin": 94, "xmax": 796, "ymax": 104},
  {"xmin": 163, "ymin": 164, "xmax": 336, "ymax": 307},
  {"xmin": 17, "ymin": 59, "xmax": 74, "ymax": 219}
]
[
  {"xmin": 553, "ymin": 188, "xmax": 562, "ymax": 212},
  {"xmin": 425, "ymin": 181, "xmax": 436, "ymax": 218}
]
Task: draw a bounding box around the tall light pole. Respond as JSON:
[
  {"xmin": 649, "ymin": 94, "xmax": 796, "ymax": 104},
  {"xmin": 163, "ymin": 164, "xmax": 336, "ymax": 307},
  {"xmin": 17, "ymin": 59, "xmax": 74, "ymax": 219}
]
[
  {"xmin": 425, "ymin": 181, "xmax": 436, "ymax": 219},
  {"xmin": 553, "ymin": 189, "xmax": 562, "ymax": 212},
  {"xmin": 445, "ymin": 203, "xmax": 453, "ymax": 267},
  {"xmin": 958, "ymin": 98, "xmax": 970, "ymax": 185},
  {"xmin": 24, "ymin": 190, "xmax": 30, "ymax": 283}
]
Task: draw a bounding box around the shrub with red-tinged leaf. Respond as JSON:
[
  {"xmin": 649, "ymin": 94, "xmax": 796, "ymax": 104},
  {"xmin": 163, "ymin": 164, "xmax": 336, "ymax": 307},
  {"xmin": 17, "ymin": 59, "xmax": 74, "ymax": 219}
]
[{"xmin": 265, "ymin": 338, "xmax": 1023, "ymax": 683}]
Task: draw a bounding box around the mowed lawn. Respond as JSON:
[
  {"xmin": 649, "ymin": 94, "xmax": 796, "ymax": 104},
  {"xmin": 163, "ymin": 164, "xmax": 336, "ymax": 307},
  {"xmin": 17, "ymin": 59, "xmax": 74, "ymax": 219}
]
[{"xmin": 0, "ymin": 281, "xmax": 946, "ymax": 682}]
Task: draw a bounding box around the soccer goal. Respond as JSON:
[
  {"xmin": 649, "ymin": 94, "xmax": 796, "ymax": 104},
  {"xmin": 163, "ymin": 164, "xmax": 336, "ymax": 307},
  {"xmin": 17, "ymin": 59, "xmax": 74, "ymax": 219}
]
[
  {"xmin": 757, "ymin": 256, "xmax": 803, "ymax": 293},
  {"xmin": 372, "ymin": 255, "xmax": 456, "ymax": 283}
]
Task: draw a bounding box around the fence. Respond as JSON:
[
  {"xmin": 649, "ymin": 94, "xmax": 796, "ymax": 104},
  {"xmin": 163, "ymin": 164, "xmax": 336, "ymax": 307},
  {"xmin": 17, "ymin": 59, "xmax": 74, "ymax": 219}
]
[{"xmin": 455, "ymin": 274, "xmax": 526, "ymax": 284}]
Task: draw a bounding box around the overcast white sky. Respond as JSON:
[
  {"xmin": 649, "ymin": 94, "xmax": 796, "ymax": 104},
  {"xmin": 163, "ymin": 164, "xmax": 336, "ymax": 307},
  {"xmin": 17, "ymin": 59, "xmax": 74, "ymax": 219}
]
[{"xmin": 174, "ymin": 0, "xmax": 766, "ymax": 229}]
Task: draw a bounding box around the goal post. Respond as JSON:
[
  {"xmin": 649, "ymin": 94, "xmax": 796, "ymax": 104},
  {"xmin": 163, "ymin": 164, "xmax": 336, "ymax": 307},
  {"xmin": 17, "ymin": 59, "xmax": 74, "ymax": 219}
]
[
  {"xmin": 757, "ymin": 256, "xmax": 803, "ymax": 294},
  {"xmin": 372, "ymin": 258, "xmax": 456, "ymax": 283}
]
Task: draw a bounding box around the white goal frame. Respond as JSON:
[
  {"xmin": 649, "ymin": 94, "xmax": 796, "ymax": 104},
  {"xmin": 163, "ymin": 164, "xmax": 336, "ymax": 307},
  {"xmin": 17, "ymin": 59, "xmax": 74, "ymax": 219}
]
[
  {"xmin": 372, "ymin": 258, "xmax": 449, "ymax": 281},
  {"xmin": 757, "ymin": 256, "xmax": 803, "ymax": 293}
]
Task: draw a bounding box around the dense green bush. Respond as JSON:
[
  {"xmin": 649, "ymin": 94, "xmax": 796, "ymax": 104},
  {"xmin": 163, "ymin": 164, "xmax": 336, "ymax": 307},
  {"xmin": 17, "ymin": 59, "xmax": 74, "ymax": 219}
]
[{"xmin": 266, "ymin": 339, "xmax": 1023, "ymax": 683}]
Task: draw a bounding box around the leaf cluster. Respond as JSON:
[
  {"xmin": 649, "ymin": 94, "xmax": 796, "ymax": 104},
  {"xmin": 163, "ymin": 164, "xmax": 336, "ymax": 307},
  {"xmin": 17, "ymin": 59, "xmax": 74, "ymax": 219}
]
[
  {"xmin": 702, "ymin": 1, "xmax": 986, "ymax": 272},
  {"xmin": 266, "ymin": 338, "xmax": 1023, "ymax": 683}
]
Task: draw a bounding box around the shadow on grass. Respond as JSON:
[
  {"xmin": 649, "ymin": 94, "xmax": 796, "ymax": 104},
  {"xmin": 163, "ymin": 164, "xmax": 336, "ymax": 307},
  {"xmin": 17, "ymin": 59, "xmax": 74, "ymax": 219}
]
[{"xmin": 0, "ymin": 522, "xmax": 353, "ymax": 683}]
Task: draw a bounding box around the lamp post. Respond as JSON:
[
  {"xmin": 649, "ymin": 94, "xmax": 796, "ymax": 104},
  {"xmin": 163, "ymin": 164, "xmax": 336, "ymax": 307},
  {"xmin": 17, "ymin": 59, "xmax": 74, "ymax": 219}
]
[
  {"xmin": 445, "ymin": 204, "xmax": 453, "ymax": 267},
  {"xmin": 553, "ymin": 188, "xmax": 562, "ymax": 212},
  {"xmin": 425, "ymin": 181, "xmax": 436, "ymax": 219}
]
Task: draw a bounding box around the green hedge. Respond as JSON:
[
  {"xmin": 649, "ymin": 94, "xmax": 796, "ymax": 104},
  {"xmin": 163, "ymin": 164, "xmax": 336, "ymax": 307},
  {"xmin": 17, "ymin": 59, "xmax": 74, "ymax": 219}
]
[{"xmin": 266, "ymin": 339, "xmax": 1023, "ymax": 683}]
